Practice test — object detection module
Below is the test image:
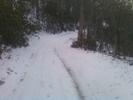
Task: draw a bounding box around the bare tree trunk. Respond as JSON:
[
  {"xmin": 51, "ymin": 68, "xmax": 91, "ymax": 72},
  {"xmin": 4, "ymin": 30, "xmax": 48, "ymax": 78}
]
[
  {"xmin": 77, "ymin": 0, "xmax": 84, "ymax": 47},
  {"xmin": 36, "ymin": 0, "xmax": 39, "ymax": 20},
  {"xmin": 61, "ymin": 1, "xmax": 64, "ymax": 31}
]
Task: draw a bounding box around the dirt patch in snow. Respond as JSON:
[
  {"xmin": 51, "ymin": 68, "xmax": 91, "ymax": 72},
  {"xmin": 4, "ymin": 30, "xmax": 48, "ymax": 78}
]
[{"xmin": 54, "ymin": 48, "xmax": 85, "ymax": 100}]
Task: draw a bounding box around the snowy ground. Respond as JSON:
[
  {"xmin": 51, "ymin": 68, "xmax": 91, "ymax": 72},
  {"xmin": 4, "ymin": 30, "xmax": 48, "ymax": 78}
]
[{"xmin": 0, "ymin": 31, "xmax": 132, "ymax": 100}]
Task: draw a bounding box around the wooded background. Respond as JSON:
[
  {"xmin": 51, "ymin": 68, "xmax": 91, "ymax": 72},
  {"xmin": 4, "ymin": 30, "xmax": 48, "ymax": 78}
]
[{"xmin": 0, "ymin": 0, "xmax": 133, "ymax": 59}]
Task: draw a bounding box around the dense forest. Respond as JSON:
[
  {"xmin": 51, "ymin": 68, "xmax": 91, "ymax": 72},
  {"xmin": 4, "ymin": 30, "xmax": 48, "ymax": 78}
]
[{"xmin": 0, "ymin": 0, "xmax": 133, "ymax": 60}]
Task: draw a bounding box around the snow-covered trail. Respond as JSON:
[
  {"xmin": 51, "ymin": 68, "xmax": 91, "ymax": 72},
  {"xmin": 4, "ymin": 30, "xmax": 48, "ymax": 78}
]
[
  {"xmin": 0, "ymin": 31, "xmax": 133, "ymax": 100},
  {"xmin": 0, "ymin": 32, "xmax": 86, "ymax": 100}
]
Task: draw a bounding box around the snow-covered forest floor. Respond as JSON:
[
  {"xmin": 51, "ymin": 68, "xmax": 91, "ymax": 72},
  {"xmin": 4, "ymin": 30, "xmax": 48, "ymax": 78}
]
[{"xmin": 0, "ymin": 31, "xmax": 132, "ymax": 100}]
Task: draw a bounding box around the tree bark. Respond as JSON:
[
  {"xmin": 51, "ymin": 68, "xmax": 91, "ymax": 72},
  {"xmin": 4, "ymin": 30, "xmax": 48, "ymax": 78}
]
[
  {"xmin": 77, "ymin": 0, "xmax": 84, "ymax": 47},
  {"xmin": 36, "ymin": 0, "xmax": 39, "ymax": 20}
]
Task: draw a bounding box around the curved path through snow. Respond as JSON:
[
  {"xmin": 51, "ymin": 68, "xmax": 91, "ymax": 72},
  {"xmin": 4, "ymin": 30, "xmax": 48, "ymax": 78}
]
[
  {"xmin": 0, "ymin": 32, "xmax": 93, "ymax": 100},
  {"xmin": 0, "ymin": 32, "xmax": 132, "ymax": 100}
]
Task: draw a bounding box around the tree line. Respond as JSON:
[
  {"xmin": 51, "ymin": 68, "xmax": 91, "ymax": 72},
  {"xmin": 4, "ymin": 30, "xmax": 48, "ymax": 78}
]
[
  {"xmin": 0, "ymin": 0, "xmax": 133, "ymax": 60},
  {"xmin": 71, "ymin": 0, "xmax": 133, "ymax": 59}
]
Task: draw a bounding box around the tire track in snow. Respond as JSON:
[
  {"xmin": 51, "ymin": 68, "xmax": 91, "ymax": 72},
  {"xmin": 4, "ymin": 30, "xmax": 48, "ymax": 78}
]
[{"xmin": 54, "ymin": 48, "xmax": 85, "ymax": 100}]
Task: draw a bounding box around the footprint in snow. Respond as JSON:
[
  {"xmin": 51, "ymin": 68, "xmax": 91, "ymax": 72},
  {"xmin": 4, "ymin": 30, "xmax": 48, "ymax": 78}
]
[
  {"xmin": 7, "ymin": 72, "xmax": 11, "ymax": 75},
  {"xmin": 47, "ymin": 93, "xmax": 50, "ymax": 97},
  {"xmin": 20, "ymin": 79, "xmax": 24, "ymax": 82},
  {"xmin": 0, "ymin": 80, "xmax": 5, "ymax": 85},
  {"xmin": 7, "ymin": 68, "xmax": 13, "ymax": 72},
  {"xmin": 115, "ymin": 97, "xmax": 119, "ymax": 99},
  {"xmin": 12, "ymin": 89, "xmax": 16, "ymax": 92}
]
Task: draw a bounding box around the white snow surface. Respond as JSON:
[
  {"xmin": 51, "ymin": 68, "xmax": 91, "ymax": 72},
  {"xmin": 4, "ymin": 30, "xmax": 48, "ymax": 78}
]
[{"xmin": 0, "ymin": 31, "xmax": 133, "ymax": 100}]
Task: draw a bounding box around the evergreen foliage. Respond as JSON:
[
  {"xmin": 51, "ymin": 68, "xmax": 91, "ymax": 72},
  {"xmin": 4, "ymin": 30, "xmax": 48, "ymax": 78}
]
[{"xmin": 0, "ymin": 0, "xmax": 39, "ymax": 56}]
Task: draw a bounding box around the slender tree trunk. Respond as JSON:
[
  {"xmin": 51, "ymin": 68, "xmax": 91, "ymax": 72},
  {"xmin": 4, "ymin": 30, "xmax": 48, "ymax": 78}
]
[
  {"xmin": 36, "ymin": 0, "xmax": 39, "ymax": 20},
  {"xmin": 87, "ymin": 0, "xmax": 92, "ymax": 38},
  {"xmin": 61, "ymin": 1, "xmax": 64, "ymax": 31},
  {"xmin": 77, "ymin": 0, "xmax": 84, "ymax": 47}
]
